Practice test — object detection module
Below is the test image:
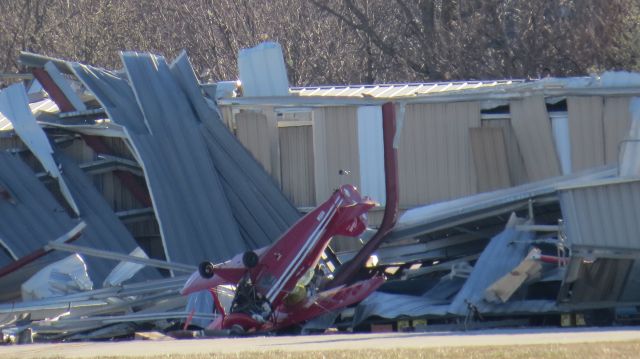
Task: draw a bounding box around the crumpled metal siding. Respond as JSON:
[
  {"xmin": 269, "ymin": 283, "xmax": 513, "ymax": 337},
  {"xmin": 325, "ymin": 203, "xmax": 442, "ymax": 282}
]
[
  {"xmin": 0, "ymin": 151, "xmax": 158, "ymax": 286},
  {"xmin": 57, "ymin": 154, "xmax": 160, "ymax": 283},
  {"xmin": 0, "ymin": 152, "xmax": 76, "ymax": 264}
]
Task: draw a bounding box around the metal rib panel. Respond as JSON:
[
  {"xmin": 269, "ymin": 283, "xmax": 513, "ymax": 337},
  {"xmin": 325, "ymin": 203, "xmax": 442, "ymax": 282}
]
[{"xmin": 560, "ymin": 179, "xmax": 640, "ymax": 251}]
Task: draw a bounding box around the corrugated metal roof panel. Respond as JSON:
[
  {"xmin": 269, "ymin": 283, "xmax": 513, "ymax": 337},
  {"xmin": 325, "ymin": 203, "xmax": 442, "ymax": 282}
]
[
  {"xmin": 0, "ymin": 98, "xmax": 58, "ymax": 132},
  {"xmin": 57, "ymin": 154, "xmax": 160, "ymax": 283},
  {"xmin": 603, "ymin": 97, "xmax": 632, "ymax": 165},
  {"xmin": 72, "ymin": 52, "xmax": 299, "ymax": 266},
  {"xmin": 292, "ymin": 80, "xmax": 519, "ymax": 98},
  {"xmin": 0, "ymin": 152, "xmax": 77, "ymax": 263},
  {"xmin": 560, "ymin": 179, "xmax": 640, "ymax": 252}
]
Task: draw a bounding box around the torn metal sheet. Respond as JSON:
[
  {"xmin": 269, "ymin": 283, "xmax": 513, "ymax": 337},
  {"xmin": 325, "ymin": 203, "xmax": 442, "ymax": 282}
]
[
  {"xmin": 0, "ymin": 83, "xmax": 79, "ymax": 215},
  {"xmin": 21, "ymin": 254, "xmax": 93, "ymax": 301},
  {"xmin": 448, "ymin": 215, "xmax": 532, "ymax": 315}
]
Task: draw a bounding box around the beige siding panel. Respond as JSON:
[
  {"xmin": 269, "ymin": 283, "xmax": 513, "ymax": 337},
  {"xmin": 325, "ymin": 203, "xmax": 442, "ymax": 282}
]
[
  {"xmin": 604, "ymin": 96, "xmax": 632, "ymax": 165},
  {"xmin": 279, "ymin": 125, "xmax": 315, "ymax": 207},
  {"xmin": 510, "ymin": 96, "xmax": 561, "ymax": 181},
  {"xmin": 482, "ymin": 119, "xmax": 529, "ymax": 185},
  {"xmin": 235, "ymin": 110, "xmax": 272, "ymax": 175},
  {"xmin": 567, "ymin": 96, "xmax": 605, "ymax": 171},
  {"xmin": 469, "ymin": 127, "xmax": 511, "ymax": 192},
  {"xmin": 397, "ymin": 102, "xmax": 480, "ymax": 207},
  {"xmin": 313, "ymin": 107, "xmax": 360, "ymax": 203}
]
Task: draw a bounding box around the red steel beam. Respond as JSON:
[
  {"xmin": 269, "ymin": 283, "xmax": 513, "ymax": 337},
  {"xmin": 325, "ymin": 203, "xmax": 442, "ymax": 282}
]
[
  {"xmin": 0, "ymin": 232, "xmax": 82, "ymax": 278},
  {"xmin": 326, "ymin": 102, "xmax": 400, "ymax": 288}
]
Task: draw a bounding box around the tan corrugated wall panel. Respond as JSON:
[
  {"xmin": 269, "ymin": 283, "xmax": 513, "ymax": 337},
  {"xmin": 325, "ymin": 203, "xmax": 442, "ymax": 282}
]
[
  {"xmin": 398, "ymin": 102, "xmax": 480, "ymax": 207},
  {"xmin": 469, "ymin": 127, "xmax": 512, "ymax": 192},
  {"xmin": 604, "ymin": 96, "xmax": 632, "ymax": 165},
  {"xmin": 279, "ymin": 125, "xmax": 315, "ymax": 207},
  {"xmin": 481, "ymin": 119, "xmax": 529, "ymax": 185},
  {"xmin": 312, "ymin": 107, "xmax": 360, "ymax": 203},
  {"xmin": 235, "ymin": 110, "xmax": 272, "ymax": 175},
  {"xmin": 567, "ymin": 96, "xmax": 605, "ymax": 171},
  {"xmin": 510, "ymin": 96, "xmax": 561, "ymax": 181}
]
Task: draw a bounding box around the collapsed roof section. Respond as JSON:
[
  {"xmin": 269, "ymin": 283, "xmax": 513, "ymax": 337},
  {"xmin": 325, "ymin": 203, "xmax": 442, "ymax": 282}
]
[{"xmin": 68, "ymin": 52, "xmax": 299, "ymax": 264}]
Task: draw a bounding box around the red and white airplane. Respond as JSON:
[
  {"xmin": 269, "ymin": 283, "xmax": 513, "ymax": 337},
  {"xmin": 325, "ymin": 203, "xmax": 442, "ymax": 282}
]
[{"xmin": 181, "ymin": 184, "xmax": 385, "ymax": 333}]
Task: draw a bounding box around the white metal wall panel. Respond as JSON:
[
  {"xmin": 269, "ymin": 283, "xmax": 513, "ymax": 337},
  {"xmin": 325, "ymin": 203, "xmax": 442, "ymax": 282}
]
[
  {"xmin": 481, "ymin": 118, "xmax": 529, "ymax": 185},
  {"xmin": 567, "ymin": 97, "xmax": 605, "ymax": 172},
  {"xmin": 312, "ymin": 106, "xmax": 360, "ymax": 203},
  {"xmin": 510, "ymin": 96, "xmax": 561, "ymax": 181},
  {"xmin": 397, "ymin": 102, "xmax": 480, "ymax": 207},
  {"xmin": 604, "ymin": 96, "xmax": 632, "ymax": 165},
  {"xmin": 279, "ymin": 125, "xmax": 315, "ymax": 207},
  {"xmin": 469, "ymin": 127, "xmax": 511, "ymax": 192},
  {"xmin": 560, "ymin": 179, "xmax": 640, "ymax": 251},
  {"xmin": 238, "ymin": 42, "xmax": 289, "ymax": 97},
  {"xmin": 235, "ymin": 110, "xmax": 272, "ymax": 175},
  {"xmin": 551, "ymin": 113, "xmax": 572, "ymax": 175},
  {"xmin": 357, "ymin": 106, "xmax": 385, "ymax": 205}
]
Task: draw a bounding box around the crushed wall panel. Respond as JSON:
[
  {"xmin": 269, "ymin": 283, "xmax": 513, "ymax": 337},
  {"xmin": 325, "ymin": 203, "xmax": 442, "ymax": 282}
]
[
  {"xmin": 481, "ymin": 118, "xmax": 529, "ymax": 185},
  {"xmin": 510, "ymin": 96, "xmax": 561, "ymax": 181},
  {"xmin": 469, "ymin": 127, "xmax": 511, "ymax": 192},
  {"xmin": 567, "ymin": 96, "xmax": 605, "ymax": 171}
]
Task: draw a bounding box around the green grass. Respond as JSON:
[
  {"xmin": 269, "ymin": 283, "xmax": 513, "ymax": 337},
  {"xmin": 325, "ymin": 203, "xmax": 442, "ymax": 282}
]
[{"xmin": 25, "ymin": 340, "xmax": 640, "ymax": 359}]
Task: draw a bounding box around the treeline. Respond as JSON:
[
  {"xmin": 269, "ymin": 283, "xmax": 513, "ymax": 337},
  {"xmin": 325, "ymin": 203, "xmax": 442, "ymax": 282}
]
[{"xmin": 1, "ymin": 0, "xmax": 639, "ymax": 86}]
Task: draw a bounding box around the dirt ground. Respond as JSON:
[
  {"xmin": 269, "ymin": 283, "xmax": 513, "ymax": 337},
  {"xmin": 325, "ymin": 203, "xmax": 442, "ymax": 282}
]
[{"xmin": 3, "ymin": 326, "xmax": 640, "ymax": 358}]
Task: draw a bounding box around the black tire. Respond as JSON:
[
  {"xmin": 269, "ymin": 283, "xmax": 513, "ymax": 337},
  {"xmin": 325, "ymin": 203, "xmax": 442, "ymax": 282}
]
[
  {"xmin": 199, "ymin": 261, "xmax": 215, "ymax": 278},
  {"xmin": 242, "ymin": 251, "xmax": 259, "ymax": 269}
]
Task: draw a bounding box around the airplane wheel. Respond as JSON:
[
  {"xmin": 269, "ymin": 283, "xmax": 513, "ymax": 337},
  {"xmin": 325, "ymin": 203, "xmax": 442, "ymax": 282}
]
[
  {"xmin": 242, "ymin": 251, "xmax": 259, "ymax": 269},
  {"xmin": 230, "ymin": 324, "xmax": 245, "ymax": 336},
  {"xmin": 199, "ymin": 261, "xmax": 215, "ymax": 278}
]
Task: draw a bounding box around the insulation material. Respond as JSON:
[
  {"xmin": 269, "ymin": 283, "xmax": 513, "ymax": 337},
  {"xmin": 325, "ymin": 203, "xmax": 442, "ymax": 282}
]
[
  {"xmin": 567, "ymin": 97, "xmax": 605, "ymax": 172},
  {"xmin": 0, "ymin": 83, "xmax": 79, "ymax": 215},
  {"xmin": 510, "ymin": 96, "xmax": 561, "ymax": 181},
  {"xmin": 469, "ymin": 127, "xmax": 511, "ymax": 192},
  {"xmin": 313, "ymin": 106, "xmax": 360, "ymax": 203},
  {"xmin": 620, "ymin": 98, "xmax": 640, "ymax": 177},
  {"xmin": 21, "ymin": 254, "xmax": 93, "ymax": 301},
  {"xmin": 357, "ymin": 106, "xmax": 385, "ymax": 204},
  {"xmin": 397, "ymin": 102, "xmax": 480, "ymax": 206}
]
